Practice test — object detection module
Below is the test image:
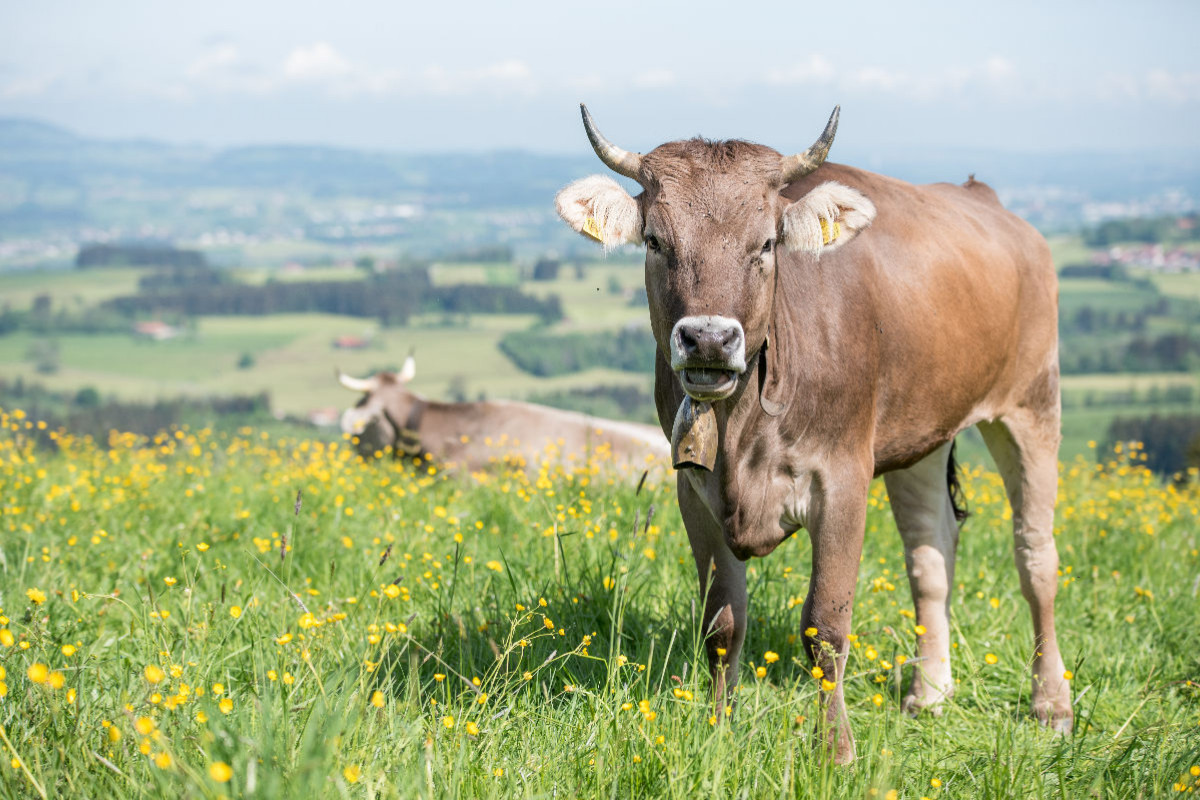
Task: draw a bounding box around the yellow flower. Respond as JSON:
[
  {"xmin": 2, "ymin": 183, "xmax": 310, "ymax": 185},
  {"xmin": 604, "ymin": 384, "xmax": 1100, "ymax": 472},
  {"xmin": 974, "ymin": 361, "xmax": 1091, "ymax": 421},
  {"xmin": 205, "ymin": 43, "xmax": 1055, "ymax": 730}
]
[
  {"xmin": 229, "ymin": 606, "xmax": 242, "ymax": 618},
  {"xmin": 370, "ymin": 690, "xmax": 385, "ymax": 708},
  {"xmin": 196, "ymin": 542, "xmax": 210, "ymax": 552},
  {"xmin": 984, "ymin": 653, "xmax": 998, "ymax": 665},
  {"xmin": 144, "ymin": 664, "xmax": 166, "ymax": 684},
  {"xmin": 62, "ymin": 644, "xmax": 77, "ymax": 657},
  {"xmin": 48, "ymin": 672, "xmax": 65, "ymax": 689},
  {"xmin": 914, "ymin": 624, "xmax": 927, "ymax": 636},
  {"xmin": 811, "ymin": 666, "xmax": 824, "ymax": 680},
  {"xmin": 804, "ymin": 627, "xmax": 818, "ymax": 637},
  {"xmin": 164, "ymin": 577, "xmax": 177, "ymax": 587},
  {"xmin": 383, "ymin": 584, "xmax": 401, "ymax": 599},
  {"xmin": 27, "ymin": 663, "xmax": 49, "ymax": 684},
  {"xmin": 443, "ymin": 715, "xmax": 455, "ymax": 729},
  {"xmin": 755, "ymin": 666, "xmax": 767, "ymax": 679},
  {"xmin": 0, "ymin": 630, "xmax": 13, "ymax": 647},
  {"xmin": 26, "ymin": 588, "xmax": 46, "ymax": 605},
  {"xmin": 155, "ymin": 752, "xmax": 172, "ymax": 769},
  {"xmin": 219, "ymin": 698, "xmax": 233, "ymax": 714},
  {"xmin": 1063, "ymin": 670, "xmax": 1074, "ymax": 681},
  {"xmin": 486, "ymin": 560, "xmax": 503, "ymax": 572},
  {"xmin": 196, "ymin": 710, "xmax": 208, "ymax": 724},
  {"xmin": 466, "ymin": 721, "xmax": 480, "ymax": 736},
  {"xmin": 820, "ymin": 678, "xmax": 837, "ymax": 692},
  {"xmin": 931, "ymin": 777, "xmax": 942, "ymax": 788},
  {"xmin": 763, "ymin": 651, "xmax": 780, "ymax": 664},
  {"xmin": 493, "ymin": 767, "xmax": 504, "ymax": 777},
  {"xmin": 343, "ymin": 764, "xmax": 362, "ymax": 784},
  {"xmin": 209, "ymin": 762, "xmax": 233, "ymax": 782},
  {"xmin": 872, "ymin": 693, "xmax": 883, "ymax": 706},
  {"xmin": 434, "ymin": 673, "xmax": 445, "ymax": 682},
  {"xmin": 135, "ymin": 717, "xmax": 155, "ymax": 735}
]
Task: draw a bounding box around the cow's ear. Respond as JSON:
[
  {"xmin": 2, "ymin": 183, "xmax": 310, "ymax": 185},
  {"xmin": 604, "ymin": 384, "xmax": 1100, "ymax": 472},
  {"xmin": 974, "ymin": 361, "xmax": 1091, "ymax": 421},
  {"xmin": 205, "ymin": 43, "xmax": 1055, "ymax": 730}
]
[
  {"xmin": 781, "ymin": 181, "xmax": 876, "ymax": 255},
  {"xmin": 555, "ymin": 175, "xmax": 642, "ymax": 250}
]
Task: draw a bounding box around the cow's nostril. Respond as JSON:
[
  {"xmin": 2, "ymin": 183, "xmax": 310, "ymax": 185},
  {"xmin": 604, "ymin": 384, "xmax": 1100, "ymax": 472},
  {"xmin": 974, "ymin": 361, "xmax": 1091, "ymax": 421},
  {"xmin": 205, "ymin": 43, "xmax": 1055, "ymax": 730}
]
[{"xmin": 679, "ymin": 327, "xmax": 699, "ymax": 352}]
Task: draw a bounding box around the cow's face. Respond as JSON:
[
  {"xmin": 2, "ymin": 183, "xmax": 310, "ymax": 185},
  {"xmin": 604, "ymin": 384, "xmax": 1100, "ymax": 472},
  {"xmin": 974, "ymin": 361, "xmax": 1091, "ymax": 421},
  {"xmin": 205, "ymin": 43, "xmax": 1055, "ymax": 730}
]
[
  {"xmin": 338, "ymin": 356, "xmax": 417, "ymax": 458},
  {"xmin": 556, "ymin": 106, "xmax": 875, "ymax": 404}
]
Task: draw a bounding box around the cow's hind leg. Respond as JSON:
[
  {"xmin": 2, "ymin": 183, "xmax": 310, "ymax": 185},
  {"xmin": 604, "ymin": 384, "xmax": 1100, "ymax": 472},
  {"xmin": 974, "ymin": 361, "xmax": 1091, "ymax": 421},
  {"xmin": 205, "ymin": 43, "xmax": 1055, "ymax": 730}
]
[
  {"xmin": 884, "ymin": 441, "xmax": 960, "ymax": 715},
  {"xmin": 978, "ymin": 411, "xmax": 1073, "ymax": 732}
]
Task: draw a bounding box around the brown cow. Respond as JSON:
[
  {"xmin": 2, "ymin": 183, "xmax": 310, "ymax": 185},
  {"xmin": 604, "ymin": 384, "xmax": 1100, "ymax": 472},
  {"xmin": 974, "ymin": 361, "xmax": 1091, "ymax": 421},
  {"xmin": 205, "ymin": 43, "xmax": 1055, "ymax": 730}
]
[
  {"xmin": 337, "ymin": 355, "xmax": 669, "ymax": 473},
  {"xmin": 556, "ymin": 105, "xmax": 1070, "ymax": 762}
]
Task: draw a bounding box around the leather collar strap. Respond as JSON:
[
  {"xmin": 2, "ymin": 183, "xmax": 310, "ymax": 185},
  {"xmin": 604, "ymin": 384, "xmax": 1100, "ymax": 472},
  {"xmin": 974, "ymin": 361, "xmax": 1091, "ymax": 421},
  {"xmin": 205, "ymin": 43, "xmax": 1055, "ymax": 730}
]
[{"xmin": 384, "ymin": 398, "xmax": 427, "ymax": 459}]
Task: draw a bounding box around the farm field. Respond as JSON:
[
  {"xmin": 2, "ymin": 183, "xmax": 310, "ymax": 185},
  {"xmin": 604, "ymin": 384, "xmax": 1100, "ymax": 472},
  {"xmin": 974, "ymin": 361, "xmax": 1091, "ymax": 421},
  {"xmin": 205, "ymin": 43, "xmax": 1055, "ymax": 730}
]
[{"xmin": 0, "ymin": 413, "xmax": 1197, "ymax": 798}]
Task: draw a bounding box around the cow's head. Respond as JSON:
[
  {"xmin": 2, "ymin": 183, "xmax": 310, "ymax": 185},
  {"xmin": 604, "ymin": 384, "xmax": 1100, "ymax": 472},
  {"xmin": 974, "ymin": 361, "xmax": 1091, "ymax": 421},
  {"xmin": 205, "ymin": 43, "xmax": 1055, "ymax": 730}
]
[
  {"xmin": 337, "ymin": 355, "xmax": 418, "ymax": 458},
  {"xmin": 556, "ymin": 105, "xmax": 875, "ymax": 405}
]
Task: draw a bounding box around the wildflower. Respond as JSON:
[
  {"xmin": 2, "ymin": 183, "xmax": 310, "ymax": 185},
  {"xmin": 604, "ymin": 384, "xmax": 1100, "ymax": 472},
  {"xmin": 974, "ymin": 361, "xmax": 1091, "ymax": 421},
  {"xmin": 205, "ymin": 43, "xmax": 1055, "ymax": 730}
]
[
  {"xmin": 0, "ymin": 630, "xmax": 12, "ymax": 647},
  {"xmin": 26, "ymin": 588, "xmax": 46, "ymax": 605},
  {"xmin": 984, "ymin": 653, "xmax": 998, "ymax": 665},
  {"xmin": 466, "ymin": 721, "xmax": 480, "ymax": 736},
  {"xmin": 755, "ymin": 666, "xmax": 767, "ymax": 679},
  {"xmin": 196, "ymin": 711, "xmax": 208, "ymax": 724},
  {"xmin": 209, "ymin": 762, "xmax": 233, "ymax": 782},
  {"xmin": 28, "ymin": 663, "xmax": 49, "ymax": 684},
  {"xmin": 804, "ymin": 627, "xmax": 818, "ymax": 637},
  {"xmin": 433, "ymin": 673, "xmax": 445, "ymax": 682},
  {"xmin": 820, "ymin": 678, "xmax": 837, "ymax": 692},
  {"xmin": 196, "ymin": 543, "xmax": 210, "ymax": 552},
  {"xmin": 872, "ymin": 694, "xmax": 883, "ymax": 706},
  {"xmin": 370, "ymin": 691, "xmax": 385, "ymax": 708},
  {"xmin": 144, "ymin": 664, "xmax": 166, "ymax": 684},
  {"xmin": 931, "ymin": 778, "xmax": 942, "ymax": 788},
  {"xmin": 212, "ymin": 683, "xmax": 225, "ymax": 695},
  {"xmin": 914, "ymin": 624, "xmax": 927, "ymax": 636},
  {"xmin": 443, "ymin": 715, "xmax": 455, "ymax": 729},
  {"xmin": 493, "ymin": 768, "xmax": 504, "ymax": 778},
  {"xmin": 155, "ymin": 752, "xmax": 172, "ymax": 769},
  {"xmin": 164, "ymin": 577, "xmax": 177, "ymax": 587},
  {"xmin": 811, "ymin": 666, "xmax": 824, "ymax": 680},
  {"xmin": 1063, "ymin": 670, "xmax": 1074, "ymax": 681},
  {"xmin": 229, "ymin": 606, "xmax": 242, "ymax": 619},
  {"xmin": 486, "ymin": 560, "xmax": 503, "ymax": 572},
  {"xmin": 219, "ymin": 698, "xmax": 233, "ymax": 714},
  {"xmin": 763, "ymin": 651, "xmax": 780, "ymax": 664},
  {"xmin": 343, "ymin": 765, "xmax": 362, "ymax": 783},
  {"xmin": 135, "ymin": 717, "xmax": 155, "ymax": 735}
]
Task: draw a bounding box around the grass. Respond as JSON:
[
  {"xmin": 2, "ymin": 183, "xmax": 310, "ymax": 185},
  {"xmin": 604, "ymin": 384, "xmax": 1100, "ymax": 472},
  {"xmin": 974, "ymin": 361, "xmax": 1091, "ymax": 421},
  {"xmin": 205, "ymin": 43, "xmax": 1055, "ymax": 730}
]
[{"xmin": 1, "ymin": 412, "xmax": 1198, "ymax": 799}]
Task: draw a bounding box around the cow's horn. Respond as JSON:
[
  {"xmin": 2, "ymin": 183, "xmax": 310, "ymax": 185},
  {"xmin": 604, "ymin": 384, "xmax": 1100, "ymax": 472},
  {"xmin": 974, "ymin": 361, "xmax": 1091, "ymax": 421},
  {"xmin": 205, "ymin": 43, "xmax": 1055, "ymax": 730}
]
[
  {"xmin": 337, "ymin": 369, "xmax": 378, "ymax": 393},
  {"xmin": 580, "ymin": 104, "xmax": 643, "ymax": 181},
  {"xmin": 780, "ymin": 105, "xmax": 840, "ymax": 184}
]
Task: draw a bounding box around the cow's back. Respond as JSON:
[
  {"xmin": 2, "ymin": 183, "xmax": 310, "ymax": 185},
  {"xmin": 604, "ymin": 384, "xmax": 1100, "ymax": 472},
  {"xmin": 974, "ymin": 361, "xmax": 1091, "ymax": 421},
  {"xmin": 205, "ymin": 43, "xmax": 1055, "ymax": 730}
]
[{"xmin": 782, "ymin": 163, "xmax": 1057, "ymax": 471}]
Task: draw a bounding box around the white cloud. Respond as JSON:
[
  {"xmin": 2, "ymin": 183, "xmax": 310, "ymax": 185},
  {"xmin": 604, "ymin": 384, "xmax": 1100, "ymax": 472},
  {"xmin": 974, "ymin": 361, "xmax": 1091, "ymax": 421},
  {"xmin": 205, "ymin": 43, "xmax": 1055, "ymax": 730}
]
[
  {"xmin": 283, "ymin": 42, "xmax": 353, "ymax": 82},
  {"xmin": 186, "ymin": 43, "xmax": 240, "ymax": 78},
  {"xmin": 0, "ymin": 73, "xmax": 57, "ymax": 99},
  {"xmin": 765, "ymin": 55, "xmax": 835, "ymax": 86},
  {"xmin": 1145, "ymin": 69, "xmax": 1200, "ymax": 104},
  {"xmin": 419, "ymin": 59, "xmax": 537, "ymax": 96},
  {"xmin": 633, "ymin": 69, "xmax": 676, "ymax": 89}
]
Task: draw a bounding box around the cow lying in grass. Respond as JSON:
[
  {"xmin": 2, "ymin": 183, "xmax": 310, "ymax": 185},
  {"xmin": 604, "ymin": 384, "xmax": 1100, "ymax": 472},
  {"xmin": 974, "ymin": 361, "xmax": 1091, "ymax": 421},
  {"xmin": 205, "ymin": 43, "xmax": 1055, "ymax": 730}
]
[{"xmin": 337, "ymin": 356, "xmax": 668, "ymax": 473}]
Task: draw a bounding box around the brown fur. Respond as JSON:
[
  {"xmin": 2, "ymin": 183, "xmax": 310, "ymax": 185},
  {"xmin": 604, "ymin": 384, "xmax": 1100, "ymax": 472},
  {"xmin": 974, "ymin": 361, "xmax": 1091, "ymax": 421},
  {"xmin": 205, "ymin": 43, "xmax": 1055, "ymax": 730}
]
[
  {"xmin": 340, "ymin": 371, "xmax": 669, "ymax": 473},
  {"xmin": 561, "ymin": 133, "xmax": 1071, "ymax": 761}
]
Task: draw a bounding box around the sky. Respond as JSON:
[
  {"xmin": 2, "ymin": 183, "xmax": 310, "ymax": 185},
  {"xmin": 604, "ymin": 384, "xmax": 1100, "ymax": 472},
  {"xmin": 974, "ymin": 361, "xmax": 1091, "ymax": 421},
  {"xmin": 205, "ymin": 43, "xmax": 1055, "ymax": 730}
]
[{"xmin": 1, "ymin": 0, "xmax": 1198, "ymax": 155}]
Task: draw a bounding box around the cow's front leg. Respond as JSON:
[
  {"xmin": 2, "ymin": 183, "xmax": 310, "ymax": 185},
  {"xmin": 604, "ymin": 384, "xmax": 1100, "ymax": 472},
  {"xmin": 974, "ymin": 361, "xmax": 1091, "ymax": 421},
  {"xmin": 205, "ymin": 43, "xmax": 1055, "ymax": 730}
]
[
  {"xmin": 679, "ymin": 473, "xmax": 747, "ymax": 711},
  {"xmin": 801, "ymin": 473, "xmax": 869, "ymax": 764}
]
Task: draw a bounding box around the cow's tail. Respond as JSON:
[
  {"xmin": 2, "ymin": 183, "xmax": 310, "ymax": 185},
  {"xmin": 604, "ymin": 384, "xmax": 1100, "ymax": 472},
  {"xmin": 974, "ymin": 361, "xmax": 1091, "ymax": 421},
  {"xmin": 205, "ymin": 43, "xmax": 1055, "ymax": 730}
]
[{"xmin": 947, "ymin": 440, "xmax": 969, "ymax": 524}]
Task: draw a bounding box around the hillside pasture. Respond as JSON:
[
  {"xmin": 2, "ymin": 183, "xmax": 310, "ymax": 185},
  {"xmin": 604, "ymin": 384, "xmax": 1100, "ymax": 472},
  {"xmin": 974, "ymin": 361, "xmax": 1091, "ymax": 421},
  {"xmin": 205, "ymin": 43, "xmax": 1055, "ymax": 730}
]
[{"xmin": 0, "ymin": 414, "xmax": 1197, "ymax": 799}]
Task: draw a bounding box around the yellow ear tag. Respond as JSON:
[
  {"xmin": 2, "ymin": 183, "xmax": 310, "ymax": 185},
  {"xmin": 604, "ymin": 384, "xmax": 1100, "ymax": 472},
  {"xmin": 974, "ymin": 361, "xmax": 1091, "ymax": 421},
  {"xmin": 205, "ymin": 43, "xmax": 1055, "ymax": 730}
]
[
  {"xmin": 819, "ymin": 218, "xmax": 841, "ymax": 245},
  {"xmin": 582, "ymin": 217, "xmax": 604, "ymax": 243}
]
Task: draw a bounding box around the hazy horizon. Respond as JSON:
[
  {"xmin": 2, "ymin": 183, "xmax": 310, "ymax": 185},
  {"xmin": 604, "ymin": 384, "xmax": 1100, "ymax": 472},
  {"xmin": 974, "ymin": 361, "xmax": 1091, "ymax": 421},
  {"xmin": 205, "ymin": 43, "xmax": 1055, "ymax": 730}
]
[{"xmin": 2, "ymin": 0, "xmax": 1197, "ymax": 156}]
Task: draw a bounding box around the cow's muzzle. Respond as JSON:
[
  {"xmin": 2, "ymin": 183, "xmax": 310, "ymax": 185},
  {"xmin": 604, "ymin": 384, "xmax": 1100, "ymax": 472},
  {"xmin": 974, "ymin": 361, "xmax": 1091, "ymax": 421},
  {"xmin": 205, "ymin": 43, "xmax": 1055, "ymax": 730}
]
[{"xmin": 670, "ymin": 316, "xmax": 745, "ymax": 401}]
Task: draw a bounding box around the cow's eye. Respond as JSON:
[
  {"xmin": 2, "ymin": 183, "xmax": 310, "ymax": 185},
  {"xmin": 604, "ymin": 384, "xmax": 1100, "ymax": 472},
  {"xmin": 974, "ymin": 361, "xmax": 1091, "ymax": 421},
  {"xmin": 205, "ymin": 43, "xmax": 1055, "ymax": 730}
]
[
  {"xmin": 645, "ymin": 234, "xmax": 661, "ymax": 252},
  {"xmin": 761, "ymin": 239, "xmax": 775, "ymax": 255}
]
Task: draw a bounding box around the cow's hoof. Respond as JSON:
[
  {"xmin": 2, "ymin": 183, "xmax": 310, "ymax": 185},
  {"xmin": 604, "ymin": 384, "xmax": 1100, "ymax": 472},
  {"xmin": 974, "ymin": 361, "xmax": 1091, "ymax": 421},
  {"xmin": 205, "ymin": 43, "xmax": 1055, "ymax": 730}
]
[
  {"xmin": 817, "ymin": 722, "xmax": 856, "ymax": 765},
  {"xmin": 1032, "ymin": 676, "xmax": 1073, "ymax": 734},
  {"xmin": 901, "ymin": 692, "xmax": 946, "ymax": 717},
  {"xmin": 1032, "ymin": 700, "xmax": 1073, "ymax": 734}
]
